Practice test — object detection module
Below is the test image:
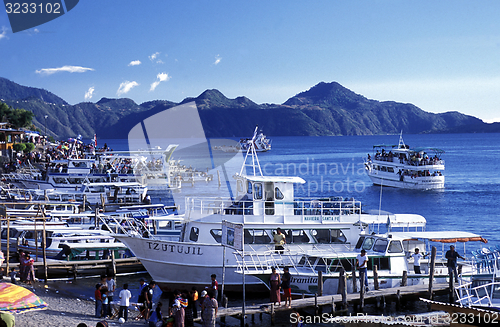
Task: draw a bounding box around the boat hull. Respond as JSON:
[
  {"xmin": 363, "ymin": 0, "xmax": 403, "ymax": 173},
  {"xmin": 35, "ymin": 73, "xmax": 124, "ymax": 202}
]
[
  {"xmin": 114, "ymin": 235, "xmax": 267, "ymax": 292},
  {"xmin": 368, "ymin": 174, "xmax": 445, "ymax": 190}
]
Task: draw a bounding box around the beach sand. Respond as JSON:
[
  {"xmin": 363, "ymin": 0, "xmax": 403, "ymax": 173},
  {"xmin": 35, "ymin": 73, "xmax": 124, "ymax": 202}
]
[{"xmin": 10, "ymin": 281, "xmax": 150, "ymax": 327}]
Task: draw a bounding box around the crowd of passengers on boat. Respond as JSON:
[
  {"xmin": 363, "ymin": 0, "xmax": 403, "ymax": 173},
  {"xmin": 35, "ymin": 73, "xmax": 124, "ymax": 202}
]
[{"xmin": 370, "ymin": 148, "xmax": 442, "ymax": 166}]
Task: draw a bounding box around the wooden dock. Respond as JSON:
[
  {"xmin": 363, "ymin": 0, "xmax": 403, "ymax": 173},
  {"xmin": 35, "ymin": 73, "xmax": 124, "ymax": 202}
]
[
  {"xmin": 215, "ymin": 283, "xmax": 450, "ymax": 324},
  {"xmin": 2, "ymin": 257, "xmax": 143, "ymax": 280}
]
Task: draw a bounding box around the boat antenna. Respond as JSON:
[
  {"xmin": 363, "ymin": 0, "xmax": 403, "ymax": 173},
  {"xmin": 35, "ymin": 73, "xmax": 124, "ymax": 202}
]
[
  {"xmin": 378, "ymin": 177, "xmax": 383, "ymax": 233},
  {"xmin": 398, "ymin": 130, "xmax": 406, "ymax": 149},
  {"xmin": 239, "ymin": 126, "xmax": 263, "ymax": 177}
]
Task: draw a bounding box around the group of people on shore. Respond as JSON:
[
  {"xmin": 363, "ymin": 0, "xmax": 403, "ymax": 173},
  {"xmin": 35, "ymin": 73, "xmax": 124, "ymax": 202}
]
[{"xmin": 90, "ymin": 274, "xmax": 220, "ymax": 327}]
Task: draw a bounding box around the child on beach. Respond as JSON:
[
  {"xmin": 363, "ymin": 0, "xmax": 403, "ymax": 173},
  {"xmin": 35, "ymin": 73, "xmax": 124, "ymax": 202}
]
[
  {"xmin": 101, "ymin": 285, "xmax": 109, "ymax": 318},
  {"xmin": 95, "ymin": 283, "xmax": 103, "ymax": 318},
  {"xmin": 9, "ymin": 268, "xmax": 17, "ymax": 285}
]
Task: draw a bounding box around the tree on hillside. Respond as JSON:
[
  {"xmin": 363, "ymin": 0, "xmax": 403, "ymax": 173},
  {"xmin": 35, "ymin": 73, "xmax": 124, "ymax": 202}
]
[{"xmin": 0, "ymin": 101, "xmax": 34, "ymax": 128}]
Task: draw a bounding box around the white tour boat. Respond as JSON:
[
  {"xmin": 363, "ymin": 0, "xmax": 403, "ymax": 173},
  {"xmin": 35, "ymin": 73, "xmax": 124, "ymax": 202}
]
[
  {"xmin": 238, "ymin": 230, "xmax": 487, "ymax": 295},
  {"xmin": 213, "ymin": 126, "xmax": 271, "ymax": 153},
  {"xmin": 364, "ymin": 133, "xmax": 445, "ymax": 190}
]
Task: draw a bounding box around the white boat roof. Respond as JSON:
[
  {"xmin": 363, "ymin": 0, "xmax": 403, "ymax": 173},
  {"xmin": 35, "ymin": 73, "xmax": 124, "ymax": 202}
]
[
  {"xmin": 239, "ymin": 174, "xmax": 306, "ymax": 184},
  {"xmin": 359, "ymin": 214, "xmax": 427, "ymax": 227},
  {"xmin": 389, "ymin": 231, "xmax": 487, "ymax": 243}
]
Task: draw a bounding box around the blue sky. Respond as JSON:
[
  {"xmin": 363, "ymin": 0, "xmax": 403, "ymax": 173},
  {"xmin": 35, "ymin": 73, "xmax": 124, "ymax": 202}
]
[{"xmin": 1, "ymin": 1, "xmax": 500, "ymax": 122}]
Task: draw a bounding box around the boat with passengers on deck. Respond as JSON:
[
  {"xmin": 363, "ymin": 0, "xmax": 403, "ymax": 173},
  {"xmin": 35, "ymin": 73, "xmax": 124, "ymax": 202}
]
[{"xmin": 364, "ymin": 133, "xmax": 445, "ymax": 190}]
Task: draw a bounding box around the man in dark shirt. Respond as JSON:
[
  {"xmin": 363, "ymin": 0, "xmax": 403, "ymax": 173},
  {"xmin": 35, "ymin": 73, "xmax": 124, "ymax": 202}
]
[
  {"xmin": 445, "ymin": 245, "xmax": 465, "ymax": 283},
  {"xmin": 281, "ymin": 266, "xmax": 292, "ymax": 308}
]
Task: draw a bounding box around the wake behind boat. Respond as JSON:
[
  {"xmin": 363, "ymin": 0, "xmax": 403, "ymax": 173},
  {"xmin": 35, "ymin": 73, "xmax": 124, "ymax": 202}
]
[{"xmin": 364, "ymin": 133, "xmax": 445, "ymax": 190}]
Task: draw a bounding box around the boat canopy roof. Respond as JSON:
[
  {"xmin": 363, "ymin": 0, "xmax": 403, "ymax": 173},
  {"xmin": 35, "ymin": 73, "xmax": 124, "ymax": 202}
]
[
  {"xmin": 389, "ymin": 231, "xmax": 487, "ymax": 243},
  {"xmin": 412, "ymin": 147, "xmax": 445, "ymax": 154},
  {"xmin": 238, "ymin": 174, "xmax": 306, "ymax": 184},
  {"xmin": 359, "ymin": 214, "xmax": 426, "ymax": 228}
]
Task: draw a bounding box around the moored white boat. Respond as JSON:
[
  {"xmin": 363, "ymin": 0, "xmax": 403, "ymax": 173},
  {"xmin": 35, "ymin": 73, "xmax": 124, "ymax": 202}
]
[
  {"xmin": 364, "ymin": 133, "xmax": 445, "ymax": 190},
  {"xmin": 238, "ymin": 230, "xmax": 487, "ymax": 295}
]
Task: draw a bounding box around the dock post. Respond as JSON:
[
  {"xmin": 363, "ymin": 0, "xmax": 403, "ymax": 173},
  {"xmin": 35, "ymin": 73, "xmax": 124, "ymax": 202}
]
[
  {"xmin": 401, "ymin": 271, "xmax": 408, "ymax": 286},
  {"xmin": 111, "ymin": 251, "xmax": 117, "ymax": 277},
  {"xmin": 94, "ymin": 206, "xmax": 99, "ymax": 229},
  {"xmin": 449, "ymin": 272, "xmax": 455, "ymax": 303},
  {"xmin": 340, "ymin": 268, "xmax": 347, "ymax": 310},
  {"xmin": 314, "ymin": 293, "xmax": 318, "ymax": 315},
  {"xmin": 6, "ymin": 215, "xmax": 10, "ymax": 275},
  {"xmin": 428, "ymin": 246, "xmax": 437, "ymax": 301},
  {"xmin": 352, "ymin": 265, "xmax": 357, "ymax": 293},
  {"xmin": 42, "ymin": 208, "xmax": 48, "ymax": 282},
  {"xmin": 359, "ymin": 270, "xmax": 365, "ymax": 310},
  {"xmin": 373, "ymin": 265, "xmax": 379, "ymax": 290},
  {"xmin": 271, "ymin": 303, "xmax": 275, "ymax": 326},
  {"xmin": 396, "ymin": 289, "xmax": 401, "ymax": 311},
  {"xmin": 318, "ymin": 271, "xmax": 323, "ymax": 296},
  {"xmin": 221, "ymin": 295, "xmax": 228, "ymax": 324}
]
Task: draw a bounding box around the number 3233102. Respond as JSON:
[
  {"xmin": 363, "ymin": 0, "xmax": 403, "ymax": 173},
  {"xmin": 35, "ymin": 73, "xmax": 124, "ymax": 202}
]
[{"xmin": 5, "ymin": 2, "xmax": 62, "ymax": 14}]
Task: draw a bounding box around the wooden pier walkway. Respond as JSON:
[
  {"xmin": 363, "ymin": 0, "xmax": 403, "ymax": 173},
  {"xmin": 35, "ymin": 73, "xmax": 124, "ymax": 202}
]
[{"xmin": 216, "ymin": 283, "xmax": 450, "ymax": 320}]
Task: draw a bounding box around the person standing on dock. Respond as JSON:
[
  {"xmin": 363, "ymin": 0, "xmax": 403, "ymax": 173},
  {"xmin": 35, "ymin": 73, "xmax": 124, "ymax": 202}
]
[
  {"xmin": 411, "ymin": 248, "xmax": 428, "ymax": 274},
  {"xmin": 269, "ymin": 267, "xmax": 281, "ymax": 306},
  {"xmin": 281, "ymin": 267, "xmax": 292, "ymax": 308},
  {"xmin": 445, "ymin": 245, "xmax": 465, "ymax": 283},
  {"xmin": 356, "ymin": 249, "xmax": 369, "ymax": 292},
  {"xmin": 273, "ymin": 228, "xmax": 286, "ymax": 254}
]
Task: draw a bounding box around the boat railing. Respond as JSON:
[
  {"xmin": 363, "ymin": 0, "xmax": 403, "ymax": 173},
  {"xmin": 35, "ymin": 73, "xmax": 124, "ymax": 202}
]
[
  {"xmin": 100, "ymin": 214, "xmax": 183, "ymax": 240},
  {"xmin": 469, "ymin": 247, "xmax": 500, "ymax": 276},
  {"xmin": 234, "ymin": 243, "xmax": 352, "ymax": 275},
  {"xmin": 234, "ymin": 247, "xmax": 304, "ymax": 274},
  {"xmin": 185, "ymin": 197, "xmax": 362, "ymax": 222},
  {"xmin": 455, "ymin": 280, "xmax": 500, "ymax": 308}
]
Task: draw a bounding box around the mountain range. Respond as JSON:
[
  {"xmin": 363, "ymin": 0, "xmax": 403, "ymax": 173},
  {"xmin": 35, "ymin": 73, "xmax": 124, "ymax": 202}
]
[{"xmin": 1, "ymin": 77, "xmax": 499, "ymax": 139}]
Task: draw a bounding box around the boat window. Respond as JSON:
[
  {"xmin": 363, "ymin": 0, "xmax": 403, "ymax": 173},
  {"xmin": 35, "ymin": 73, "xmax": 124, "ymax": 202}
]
[
  {"xmin": 247, "ymin": 181, "xmax": 252, "ymax": 194},
  {"xmin": 373, "ymin": 239, "xmax": 388, "ymax": 253},
  {"xmin": 237, "ymin": 180, "xmax": 243, "ymax": 193},
  {"xmin": 381, "ymin": 166, "xmax": 387, "ymax": 172},
  {"xmin": 312, "ymin": 229, "xmax": 330, "ymax": 244},
  {"xmin": 189, "ymin": 227, "xmax": 199, "ymax": 242},
  {"xmin": 210, "ymin": 229, "xmax": 222, "ymax": 243},
  {"xmin": 285, "ymin": 229, "xmax": 310, "ymax": 244},
  {"xmin": 362, "ymin": 237, "xmax": 375, "ymax": 250},
  {"xmin": 388, "ymin": 240, "xmax": 403, "ymax": 253},
  {"xmin": 387, "ymin": 167, "xmax": 394, "ymax": 173},
  {"xmin": 275, "ymin": 187, "xmax": 284, "ymax": 200},
  {"xmin": 331, "ymin": 229, "xmax": 347, "ymax": 244},
  {"xmin": 355, "ymin": 236, "xmax": 365, "ymax": 250},
  {"xmin": 253, "ymin": 183, "xmax": 262, "ymax": 200},
  {"xmin": 243, "ymin": 229, "xmax": 270, "ymax": 244},
  {"xmin": 370, "ymin": 257, "xmax": 390, "ymax": 270}
]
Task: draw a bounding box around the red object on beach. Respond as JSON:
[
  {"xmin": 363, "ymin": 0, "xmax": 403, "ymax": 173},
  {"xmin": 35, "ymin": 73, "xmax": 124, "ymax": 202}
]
[{"xmin": 0, "ymin": 283, "xmax": 48, "ymax": 313}]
